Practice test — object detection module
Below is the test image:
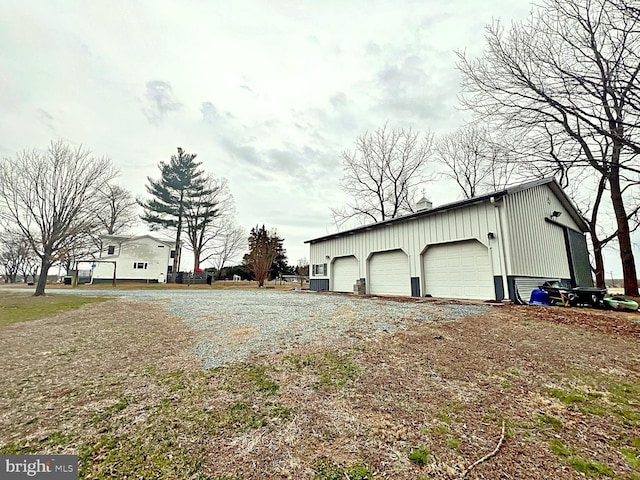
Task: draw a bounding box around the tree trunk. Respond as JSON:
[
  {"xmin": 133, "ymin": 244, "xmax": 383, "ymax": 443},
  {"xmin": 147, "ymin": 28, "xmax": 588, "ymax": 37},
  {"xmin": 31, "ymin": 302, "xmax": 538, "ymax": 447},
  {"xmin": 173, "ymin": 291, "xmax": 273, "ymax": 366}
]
[
  {"xmin": 591, "ymin": 233, "xmax": 606, "ymax": 288},
  {"xmin": 171, "ymin": 202, "xmax": 184, "ymax": 283},
  {"xmin": 171, "ymin": 233, "xmax": 181, "ymax": 283},
  {"xmin": 34, "ymin": 258, "xmax": 51, "ymax": 296},
  {"xmin": 193, "ymin": 251, "xmax": 200, "ymax": 271},
  {"xmin": 609, "ymin": 172, "xmax": 639, "ymax": 296}
]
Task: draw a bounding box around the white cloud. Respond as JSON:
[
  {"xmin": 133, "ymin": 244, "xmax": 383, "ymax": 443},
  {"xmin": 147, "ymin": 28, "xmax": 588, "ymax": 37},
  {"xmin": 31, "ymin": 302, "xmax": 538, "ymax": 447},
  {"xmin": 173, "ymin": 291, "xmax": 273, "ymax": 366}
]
[{"xmin": 141, "ymin": 81, "xmax": 183, "ymax": 125}]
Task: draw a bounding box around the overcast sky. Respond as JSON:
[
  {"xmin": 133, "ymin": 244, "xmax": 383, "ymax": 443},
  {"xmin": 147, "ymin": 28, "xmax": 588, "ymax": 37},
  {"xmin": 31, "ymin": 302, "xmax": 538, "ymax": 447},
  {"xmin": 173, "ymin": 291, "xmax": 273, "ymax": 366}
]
[{"xmin": 9, "ymin": 0, "xmax": 625, "ymax": 274}]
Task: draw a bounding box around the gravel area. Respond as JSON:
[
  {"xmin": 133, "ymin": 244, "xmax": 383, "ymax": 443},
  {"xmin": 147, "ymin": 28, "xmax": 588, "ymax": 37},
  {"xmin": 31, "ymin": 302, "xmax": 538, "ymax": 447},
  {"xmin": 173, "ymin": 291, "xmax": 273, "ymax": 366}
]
[{"xmin": 3, "ymin": 288, "xmax": 486, "ymax": 368}]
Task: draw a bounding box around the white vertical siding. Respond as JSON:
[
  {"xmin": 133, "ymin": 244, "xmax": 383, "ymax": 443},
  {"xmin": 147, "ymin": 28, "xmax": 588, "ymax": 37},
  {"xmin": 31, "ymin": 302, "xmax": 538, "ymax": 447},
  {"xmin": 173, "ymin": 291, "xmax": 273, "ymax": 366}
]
[{"xmin": 503, "ymin": 185, "xmax": 578, "ymax": 278}]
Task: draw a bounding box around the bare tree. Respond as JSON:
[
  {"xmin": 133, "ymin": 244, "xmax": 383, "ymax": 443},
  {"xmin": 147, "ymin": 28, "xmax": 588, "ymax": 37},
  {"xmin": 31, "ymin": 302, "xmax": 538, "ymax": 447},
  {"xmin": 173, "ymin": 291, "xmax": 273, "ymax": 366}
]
[
  {"xmin": 332, "ymin": 124, "xmax": 435, "ymax": 227},
  {"xmin": 18, "ymin": 248, "xmax": 40, "ymax": 283},
  {"xmin": 527, "ymin": 129, "xmax": 640, "ymax": 288},
  {"xmin": 211, "ymin": 222, "xmax": 246, "ymax": 279},
  {"xmin": 0, "ymin": 231, "xmax": 31, "ymax": 283},
  {"xmin": 0, "ymin": 141, "xmax": 116, "ymax": 295},
  {"xmin": 96, "ymin": 184, "xmax": 138, "ymax": 236},
  {"xmin": 184, "ymin": 176, "xmax": 234, "ymax": 270},
  {"xmin": 296, "ymin": 257, "xmax": 309, "ymax": 287},
  {"xmin": 565, "ymin": 170, "xmax": 616, "ymax": 288},
  {"xmin": 57, "ymin": 236, "xmax": 103, "ymax": 275},
  {"xmin": 457, "ymin": 0, "xmax": 640, "ymax": 295},
  {"xmin": 436, "ymin": 125, "xmax": 518, "ymax": 198}
]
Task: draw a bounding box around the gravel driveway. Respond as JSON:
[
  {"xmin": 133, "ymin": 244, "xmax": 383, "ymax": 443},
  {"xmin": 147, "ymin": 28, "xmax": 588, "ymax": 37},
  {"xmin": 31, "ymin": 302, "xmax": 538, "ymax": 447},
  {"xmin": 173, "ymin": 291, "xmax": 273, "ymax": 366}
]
[{"xmin": 18, "ymin": 288, "xmax": 487, "ymax": 367}]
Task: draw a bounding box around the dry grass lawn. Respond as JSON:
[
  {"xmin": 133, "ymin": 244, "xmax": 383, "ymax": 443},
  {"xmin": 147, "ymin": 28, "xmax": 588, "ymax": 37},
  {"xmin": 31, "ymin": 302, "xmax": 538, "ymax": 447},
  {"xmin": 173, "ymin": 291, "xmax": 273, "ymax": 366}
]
[{"xmin": 0, "ymin": 294, "xmax": 639, "ymax": 479}]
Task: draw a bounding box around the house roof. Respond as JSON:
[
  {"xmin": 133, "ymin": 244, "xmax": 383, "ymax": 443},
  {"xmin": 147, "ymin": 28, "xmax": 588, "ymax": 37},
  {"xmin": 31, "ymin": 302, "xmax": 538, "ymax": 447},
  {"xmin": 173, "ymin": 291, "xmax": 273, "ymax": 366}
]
[
  {"xmin": 101, "ymin": 234, "xmax": 177, "ymax": 246},
  {"xmin": 305, "ymin": 177, "xmax": 588, "ymax": 244}
]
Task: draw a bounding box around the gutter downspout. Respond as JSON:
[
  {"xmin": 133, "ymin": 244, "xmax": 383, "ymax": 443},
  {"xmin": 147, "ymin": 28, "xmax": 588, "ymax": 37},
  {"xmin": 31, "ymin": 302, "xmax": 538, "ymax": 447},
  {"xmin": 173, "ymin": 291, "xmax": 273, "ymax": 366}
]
[{"xmin": 492, "ymin": 197, "xmax": 511, "ymax": 301}]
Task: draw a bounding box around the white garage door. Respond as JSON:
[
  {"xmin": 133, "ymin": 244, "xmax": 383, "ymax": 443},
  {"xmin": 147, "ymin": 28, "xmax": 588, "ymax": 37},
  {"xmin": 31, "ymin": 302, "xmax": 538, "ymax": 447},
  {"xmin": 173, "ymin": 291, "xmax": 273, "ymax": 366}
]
[
  {"xmin": 331, "ymin": 256, "xmax": 359, "ymax": 293},
  {"xmin": 368, "ymin": 250, "xmax": 410, "ymax": 296},
  {"xmin": 423, "ymin": 240, "xmax": 493, "ymax": 300}
]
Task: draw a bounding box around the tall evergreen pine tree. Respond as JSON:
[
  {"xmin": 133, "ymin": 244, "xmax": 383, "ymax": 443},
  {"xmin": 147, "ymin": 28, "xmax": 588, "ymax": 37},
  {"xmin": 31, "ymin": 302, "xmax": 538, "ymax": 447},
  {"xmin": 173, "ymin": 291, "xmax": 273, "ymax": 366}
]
[{"xmin": 139, "ymin": 148, "xmax": 212, "ymax": 280}]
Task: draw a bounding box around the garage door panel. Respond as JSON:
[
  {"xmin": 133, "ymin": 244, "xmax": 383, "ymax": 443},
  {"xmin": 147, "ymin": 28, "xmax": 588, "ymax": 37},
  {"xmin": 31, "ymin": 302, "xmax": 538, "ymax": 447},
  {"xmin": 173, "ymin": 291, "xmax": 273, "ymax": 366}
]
[
  {"xmin": 368, "ymin": 250, "xmax": 410, "ymax": 296},
  {"xmin": 463, "ymin": 271, "xmax": 477, "ymax": 282},
  {"xmin": 461, "ymin": 257, "xmax": 476, "ymax": 267},
  {"xmin": 423, "ymin": 240, "xmax": 493, "ymax": 300},
  {"xmin": 332, "ymin": 256, "xmax": 359, "ymax": 292}
]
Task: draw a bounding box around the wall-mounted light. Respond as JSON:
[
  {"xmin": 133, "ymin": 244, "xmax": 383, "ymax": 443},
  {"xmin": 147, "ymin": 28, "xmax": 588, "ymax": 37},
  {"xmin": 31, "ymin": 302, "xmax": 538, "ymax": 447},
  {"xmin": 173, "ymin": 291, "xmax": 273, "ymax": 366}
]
[
  {"xmin": 551, "ymin": 211, "xmax": 562, "ymax": 218},
  {"xmin": 325, "ymin": 255, "xmax": 330, "ymax": 260},
  {"xmin": 487, "ymin": 232, "xmax": 495, "ymax": 240}
]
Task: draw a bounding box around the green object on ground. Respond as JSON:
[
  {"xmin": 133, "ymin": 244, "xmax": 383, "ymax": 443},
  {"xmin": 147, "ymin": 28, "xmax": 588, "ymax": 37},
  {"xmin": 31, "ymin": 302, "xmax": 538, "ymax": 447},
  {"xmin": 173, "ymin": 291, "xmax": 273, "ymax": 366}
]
[{"xmin": 603, "ymin": 296, "xmax": 639, "ymax": 312}]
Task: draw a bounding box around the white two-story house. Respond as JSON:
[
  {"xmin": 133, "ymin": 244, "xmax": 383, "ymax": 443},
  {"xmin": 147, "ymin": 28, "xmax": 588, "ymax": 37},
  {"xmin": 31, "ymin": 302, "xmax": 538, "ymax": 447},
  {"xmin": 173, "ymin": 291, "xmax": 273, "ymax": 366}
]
[{"xmin": 92, "ymin": 235, "xmax": 177, "ymax": 283}]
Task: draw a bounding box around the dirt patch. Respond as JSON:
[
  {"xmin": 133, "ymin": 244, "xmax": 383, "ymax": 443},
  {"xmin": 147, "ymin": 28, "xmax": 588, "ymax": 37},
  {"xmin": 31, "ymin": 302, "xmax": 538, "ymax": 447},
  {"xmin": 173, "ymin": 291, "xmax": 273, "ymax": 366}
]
[
  {"xmin": 1, "ymin": 298, "xmax": 638, "ymax": 479},
  {"xmin": 231, "ymin": 327, "xmax": 259, "ymax": 341},
  {"xmin": 524, "ymin": 304, "xmax": 640, "ymax": 337}
]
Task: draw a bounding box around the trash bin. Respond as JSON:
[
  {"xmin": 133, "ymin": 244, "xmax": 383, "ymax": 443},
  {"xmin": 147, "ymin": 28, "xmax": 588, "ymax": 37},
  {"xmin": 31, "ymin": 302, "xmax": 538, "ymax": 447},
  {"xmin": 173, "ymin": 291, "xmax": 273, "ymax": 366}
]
[{"xmin": 529, "ymin": 288, "xmax": 550, "ymax": 306}]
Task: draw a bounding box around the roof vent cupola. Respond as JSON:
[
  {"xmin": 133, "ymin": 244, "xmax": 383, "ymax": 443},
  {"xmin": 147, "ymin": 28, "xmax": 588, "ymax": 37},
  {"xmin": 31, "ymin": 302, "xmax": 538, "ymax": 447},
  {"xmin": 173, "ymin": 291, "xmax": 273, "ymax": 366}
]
[{"xmin": 416, "ymin": 196, "xmax": 432, "ymax": 211}]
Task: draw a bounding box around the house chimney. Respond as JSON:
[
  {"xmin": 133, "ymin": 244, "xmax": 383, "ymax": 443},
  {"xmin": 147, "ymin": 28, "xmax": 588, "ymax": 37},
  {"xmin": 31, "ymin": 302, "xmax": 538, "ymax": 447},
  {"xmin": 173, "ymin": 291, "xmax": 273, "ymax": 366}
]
[{"xmin": 416, "ymin": 196, "xmax": 432, "ymax": 211}]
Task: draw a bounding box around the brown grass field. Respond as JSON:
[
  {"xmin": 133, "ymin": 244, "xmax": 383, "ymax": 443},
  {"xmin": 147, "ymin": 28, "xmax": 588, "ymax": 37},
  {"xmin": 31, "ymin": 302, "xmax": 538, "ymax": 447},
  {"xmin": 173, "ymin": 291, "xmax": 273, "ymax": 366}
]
[{"xmin": 0, "ymin": 291, "xmax": 638, "ymax": 479}]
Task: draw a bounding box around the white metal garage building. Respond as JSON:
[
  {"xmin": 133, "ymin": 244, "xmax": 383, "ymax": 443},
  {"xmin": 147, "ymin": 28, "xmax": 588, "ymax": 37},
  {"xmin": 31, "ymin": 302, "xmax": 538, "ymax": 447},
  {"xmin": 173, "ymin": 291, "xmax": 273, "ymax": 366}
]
[{"xmin": 306, "ymin": 178, "xmax": 592, "ymax": 303}]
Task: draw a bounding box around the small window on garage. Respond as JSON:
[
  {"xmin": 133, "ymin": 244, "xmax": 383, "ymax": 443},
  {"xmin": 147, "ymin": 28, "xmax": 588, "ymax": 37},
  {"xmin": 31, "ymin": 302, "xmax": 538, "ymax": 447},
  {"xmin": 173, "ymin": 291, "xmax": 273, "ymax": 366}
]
[
  {"xmin": 170, "ymin": 250, "xmax": 176, "ymax": 259},
  {"xmin": 107, "ymin": 245, "xmax": 115, "ymax": 255},
  {"xmin": 312, "ymin": 263, "xmax": 327, "ymax": 276}
]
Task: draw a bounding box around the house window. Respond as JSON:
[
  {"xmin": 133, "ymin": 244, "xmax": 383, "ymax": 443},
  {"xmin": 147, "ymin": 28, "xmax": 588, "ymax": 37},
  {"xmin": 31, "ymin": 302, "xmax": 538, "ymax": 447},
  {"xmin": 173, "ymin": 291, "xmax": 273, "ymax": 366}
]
[
  {"xmin": 170, "ymin": 250, "xmax": 176, "ymax": 259},
  {"xmin": 167, "ymin": 265, "xmax": 173, "ymax": 273},
  {"xmin": 107, "ymin": 245, "xmax": 115, "ymax": 255},
  {"xmin": 133, "ymin": 262, "xmax": 146, "ymax": 269},
  {"xmin": 312, "ymin": 264, "xmax": 327, "ymax": 276}
]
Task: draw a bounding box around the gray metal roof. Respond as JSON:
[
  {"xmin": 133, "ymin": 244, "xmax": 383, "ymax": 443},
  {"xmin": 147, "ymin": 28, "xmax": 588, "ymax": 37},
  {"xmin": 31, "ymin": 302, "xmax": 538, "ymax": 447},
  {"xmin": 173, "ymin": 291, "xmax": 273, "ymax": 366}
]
[{"xmin": 305, "ymin": 177, "xmax": 588, "ymax": 244}]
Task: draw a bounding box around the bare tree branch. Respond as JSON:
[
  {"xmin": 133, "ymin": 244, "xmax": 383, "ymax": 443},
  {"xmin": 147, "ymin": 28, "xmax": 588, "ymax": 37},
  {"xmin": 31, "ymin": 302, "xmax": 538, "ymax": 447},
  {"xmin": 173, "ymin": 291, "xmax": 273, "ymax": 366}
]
[
  {"xmin": 332, "ymin": 123, "xmax": 435, "ymax": 228},
  {"xmin": 436, "ymin": 125, "xmax": 520, "ymax": 198},
  {"xmin": 0, "ymin": 140, "xmax": 117, "ymax": 295}
]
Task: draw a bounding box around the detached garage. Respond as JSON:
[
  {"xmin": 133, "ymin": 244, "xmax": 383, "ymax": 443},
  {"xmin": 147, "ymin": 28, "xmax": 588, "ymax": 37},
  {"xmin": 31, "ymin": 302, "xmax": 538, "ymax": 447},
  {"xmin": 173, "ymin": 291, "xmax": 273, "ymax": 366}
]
[{"xmin": 306, "ymin": 178, "xmax": 591, "ymax": 302}]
